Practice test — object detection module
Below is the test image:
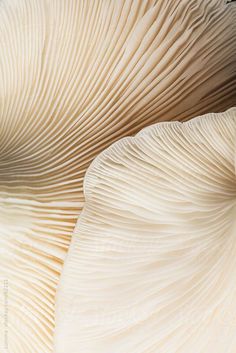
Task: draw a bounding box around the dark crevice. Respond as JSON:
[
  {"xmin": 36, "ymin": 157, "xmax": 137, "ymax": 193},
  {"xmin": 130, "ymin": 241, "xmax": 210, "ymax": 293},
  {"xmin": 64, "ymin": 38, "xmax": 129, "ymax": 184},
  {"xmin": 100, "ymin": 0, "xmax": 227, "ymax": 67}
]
[{"xmin": 226, "ymin": 0, "xmax": 236, "ymax": 3}]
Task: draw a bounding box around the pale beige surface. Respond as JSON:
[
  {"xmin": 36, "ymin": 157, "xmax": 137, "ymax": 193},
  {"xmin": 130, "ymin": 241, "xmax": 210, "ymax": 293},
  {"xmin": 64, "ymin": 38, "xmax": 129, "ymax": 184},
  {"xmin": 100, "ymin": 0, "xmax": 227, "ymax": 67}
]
[
  {"xmin": 0, "ymin": 0, "xmax": 236, "ymax": 352},
  {"xmin": 55, "ymin": 108, "xmax": 236, "ymax": 353}
]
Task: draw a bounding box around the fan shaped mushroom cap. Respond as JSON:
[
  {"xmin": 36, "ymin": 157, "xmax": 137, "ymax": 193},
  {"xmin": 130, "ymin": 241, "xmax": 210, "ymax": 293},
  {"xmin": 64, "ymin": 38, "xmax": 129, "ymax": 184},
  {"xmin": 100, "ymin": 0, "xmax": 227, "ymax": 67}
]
[
  {"xmin": 55, "ymin": 108, "xmax": 236, "ymax": 353},
  {"xmin": 0, "ymin": 0, "xmax": 236, "ymax": 352}
]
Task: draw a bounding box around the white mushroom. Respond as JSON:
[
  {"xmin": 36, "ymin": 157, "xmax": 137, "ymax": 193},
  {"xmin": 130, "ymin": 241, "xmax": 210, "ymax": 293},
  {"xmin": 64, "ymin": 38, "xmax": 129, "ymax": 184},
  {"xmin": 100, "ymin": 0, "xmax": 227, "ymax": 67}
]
[
  {"xmin": 55, "ymin": 108, "xmax": 236, "ymax": 353},
  {"xmin": 0, "ymin": 0, "xmax": 235, "ymax": 352}
]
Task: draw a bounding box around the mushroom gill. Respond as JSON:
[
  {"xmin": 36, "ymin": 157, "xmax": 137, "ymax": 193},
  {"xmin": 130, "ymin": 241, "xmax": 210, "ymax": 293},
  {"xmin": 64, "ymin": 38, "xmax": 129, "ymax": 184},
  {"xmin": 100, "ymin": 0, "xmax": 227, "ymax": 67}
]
[
  {"xmin": 55, "ymin": 108, "xmax": 236, "ymax": 353},
  {"xmin": 0, "ymin": 0, "xmax": 236, "ymax": 352}
]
